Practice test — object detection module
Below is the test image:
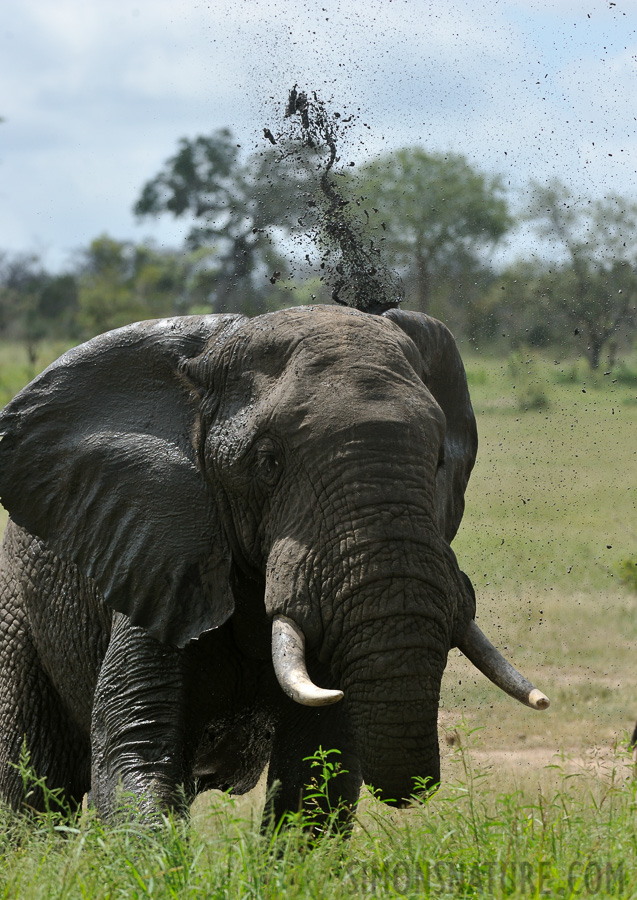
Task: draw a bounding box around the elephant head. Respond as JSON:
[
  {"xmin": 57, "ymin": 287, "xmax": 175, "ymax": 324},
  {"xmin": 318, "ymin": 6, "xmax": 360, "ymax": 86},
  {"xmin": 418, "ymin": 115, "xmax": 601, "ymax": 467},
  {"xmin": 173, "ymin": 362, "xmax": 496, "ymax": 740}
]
[{"xmin": 0, "ymin": 305, "xmax": 547, "ymax": 805}]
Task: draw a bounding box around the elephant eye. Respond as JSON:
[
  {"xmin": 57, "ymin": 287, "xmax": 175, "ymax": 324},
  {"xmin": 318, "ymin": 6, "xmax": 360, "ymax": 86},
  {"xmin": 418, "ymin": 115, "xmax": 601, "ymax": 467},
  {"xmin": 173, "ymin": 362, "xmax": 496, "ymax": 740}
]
[
  {"xmin": 254, "ymin": 439, "xmax": 281, "ymax": 486},
  {"xmin": 437, "ymin": 444, "xmax": 446, "ymax": 469}
]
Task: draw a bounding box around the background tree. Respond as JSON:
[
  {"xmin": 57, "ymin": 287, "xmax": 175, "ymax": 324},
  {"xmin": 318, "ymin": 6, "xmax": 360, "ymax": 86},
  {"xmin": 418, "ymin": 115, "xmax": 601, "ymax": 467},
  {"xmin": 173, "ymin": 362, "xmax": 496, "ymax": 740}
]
[
  {"xmin": 474, "ymin": 262, "xmax": 562, "ymax": 351},
  {"xmin": 354, "ymin": 148, "xmax": 511, "ymax": 318},
  {"xmin": 526, "ymin": 180, "xmax": 637, "ymax": 369},
  {"xmin": 77, "ymin": 236, "xmax": 185, "ymax": 336},
  {"xmin": 0, "ymin": 253, "xmax": 78, "ymax": 367},
  {"xmin": 134, "ymin": 128, "xmax": 310, "ymax": 315}
]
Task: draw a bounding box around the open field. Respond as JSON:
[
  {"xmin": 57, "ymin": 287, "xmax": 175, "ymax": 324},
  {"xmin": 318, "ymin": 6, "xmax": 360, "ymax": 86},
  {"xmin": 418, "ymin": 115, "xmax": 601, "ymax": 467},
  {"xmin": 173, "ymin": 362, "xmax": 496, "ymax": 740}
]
[
  {"xmin": 1, "ymin": 340, "xmax": 636, "ymax": 896},
  {"xmin": 446, "ymin": 349, "xmax": 637, "ymax": 761}
]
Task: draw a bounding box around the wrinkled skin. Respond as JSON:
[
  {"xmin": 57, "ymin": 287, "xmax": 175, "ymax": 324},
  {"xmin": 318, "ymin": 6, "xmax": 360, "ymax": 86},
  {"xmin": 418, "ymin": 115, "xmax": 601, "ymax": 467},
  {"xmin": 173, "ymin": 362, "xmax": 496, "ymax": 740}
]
[{"xmin": 0, "ymin": 305, "xmax": 479, "ymax": 824}]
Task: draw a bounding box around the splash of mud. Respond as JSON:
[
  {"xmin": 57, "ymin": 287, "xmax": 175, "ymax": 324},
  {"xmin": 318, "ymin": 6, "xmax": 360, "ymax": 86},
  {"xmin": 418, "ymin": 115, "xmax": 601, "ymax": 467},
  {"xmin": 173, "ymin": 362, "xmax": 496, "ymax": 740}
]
[{"xmin": 266, "ymin": 87, "xmax": 402, "ymax": 314}]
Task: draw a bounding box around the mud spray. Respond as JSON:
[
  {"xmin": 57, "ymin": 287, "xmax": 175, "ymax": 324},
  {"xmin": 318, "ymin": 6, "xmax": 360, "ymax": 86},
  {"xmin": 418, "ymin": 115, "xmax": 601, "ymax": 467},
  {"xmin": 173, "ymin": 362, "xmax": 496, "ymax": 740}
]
[{"xmin": 264, "ymin": 88, "xmax": 403, "ymax": 314}]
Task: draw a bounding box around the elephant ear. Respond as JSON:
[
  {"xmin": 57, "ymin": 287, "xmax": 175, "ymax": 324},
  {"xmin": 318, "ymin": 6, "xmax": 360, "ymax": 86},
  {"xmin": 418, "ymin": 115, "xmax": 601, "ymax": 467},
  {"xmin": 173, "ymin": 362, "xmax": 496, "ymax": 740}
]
[
  {"xmin": 0, "ymin": 314, "xmax": 247, "ymax": 648},
  {"xmin": 383, "ymin": 309, "xmax": 478, "ymax": 542}
]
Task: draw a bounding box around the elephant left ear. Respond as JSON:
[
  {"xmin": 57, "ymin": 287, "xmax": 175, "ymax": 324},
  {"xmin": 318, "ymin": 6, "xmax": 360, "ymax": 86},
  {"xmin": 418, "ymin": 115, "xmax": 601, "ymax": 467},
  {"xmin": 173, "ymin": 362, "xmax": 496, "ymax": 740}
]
[
  {"xmin": 383, "ymin": 309, "xmax": 478, "ymax": 542},
  {"xmin": 0, "ymin": 314, "xmax": 246, "ymax": 648}
]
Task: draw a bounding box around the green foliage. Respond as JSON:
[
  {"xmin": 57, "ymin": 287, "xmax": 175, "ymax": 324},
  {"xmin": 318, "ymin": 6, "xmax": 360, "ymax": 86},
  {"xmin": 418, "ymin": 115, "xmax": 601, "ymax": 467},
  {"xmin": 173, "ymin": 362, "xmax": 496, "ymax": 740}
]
[
  {"xmin": 77, "ymin": 235, "xmax": 188, "ymax": 336},
  {"xmin": 525, "ymin": 180, "xmax": 637, "ymax": 370},
  {"xmin": 134, "ymin": 128, "xmax": 239, "ymax": 224},
  {"xmin": 354, "ymin": 147, "xmax": 511, "ymax": 315},
  {"xmin": 3, "ymin": 733, "xmax": 637, "ymax": 898},
  {"xmin": 0, "ymin": 253, "xmax": 78, "ymax": 368},
  {"xmin": 477, "ymin": 263, "xmax": 556, "ymax": 351},
  {"xmin": 615, "ymin": 558, "xmax": 637, "ymax": 592},
  {"xmin": 12, "ymin": 740, "xmax": 78, "ymax": 823},
  {"xmin": 507, "ymin": 349, "xmax": 550, "ymax": 410},
  {"xmin": 299, "ymin": 747, "xmax": 348, "ymax": 835},
  {"xmin": 134, "ymin": 128, "xmax": 304, "ymax": 315}
]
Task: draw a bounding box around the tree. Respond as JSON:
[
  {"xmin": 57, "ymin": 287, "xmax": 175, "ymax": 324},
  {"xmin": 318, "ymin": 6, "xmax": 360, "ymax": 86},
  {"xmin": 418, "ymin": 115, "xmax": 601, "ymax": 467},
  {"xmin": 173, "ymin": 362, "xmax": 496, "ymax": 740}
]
[
  {"xmin": 77, "ymin": 236, "xmax": 185, "ymax": 336},
  {"xmin": 134, "ymin": 129, "xmax": 307, "ymax": 315},
  {"xmin": 0, "ymin": 253, "xmax": 78, "ymax": 367},
  {"xmin": 526, "ymin": 180, "xmax": 637, "ymax": 369},
  {"xmin": 476, "ymin": 262, "xmax": 561, "ymax": 350},
  {"xmin": 354, "ymin": 148, "xmax": 511, "ymax": 315}
]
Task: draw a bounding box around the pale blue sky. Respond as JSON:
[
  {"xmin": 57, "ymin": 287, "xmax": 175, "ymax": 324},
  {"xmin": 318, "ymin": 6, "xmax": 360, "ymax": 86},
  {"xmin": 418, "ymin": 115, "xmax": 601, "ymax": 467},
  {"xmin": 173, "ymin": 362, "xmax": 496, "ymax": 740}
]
[{"xmin": 1, "ymin": 0, "xmax": 636, "ymax": 270}]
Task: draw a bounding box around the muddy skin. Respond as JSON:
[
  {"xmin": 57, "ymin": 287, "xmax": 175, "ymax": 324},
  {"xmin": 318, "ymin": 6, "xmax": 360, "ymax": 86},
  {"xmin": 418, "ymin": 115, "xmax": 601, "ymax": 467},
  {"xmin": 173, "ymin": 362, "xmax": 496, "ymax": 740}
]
[{"xmin": 0, "ymin": 95, "xmax": 535, "ymax": 833}]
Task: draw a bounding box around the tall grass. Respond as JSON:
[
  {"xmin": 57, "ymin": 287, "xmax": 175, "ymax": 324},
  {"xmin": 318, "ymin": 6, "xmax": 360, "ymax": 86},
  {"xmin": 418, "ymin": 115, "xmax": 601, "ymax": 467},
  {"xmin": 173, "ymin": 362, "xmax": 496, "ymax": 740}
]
[{"xmin": 2, "ymin": 732, "xmax": 636, "ymax": 898}]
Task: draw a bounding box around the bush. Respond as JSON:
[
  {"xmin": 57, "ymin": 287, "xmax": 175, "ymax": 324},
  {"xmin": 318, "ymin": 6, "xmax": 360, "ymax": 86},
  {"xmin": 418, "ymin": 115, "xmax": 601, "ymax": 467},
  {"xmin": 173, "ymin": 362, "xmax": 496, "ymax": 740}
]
[
  {"xmin": 613, "ymin": 362, "xmax": 637, "ymax": 385},
  {"xmin": 615, "ymin": 558, "xmax": 637, "ymax": 592},
  {"xmin": 507, "ymin": 350, "xmax": 550, "ymax": 411}
]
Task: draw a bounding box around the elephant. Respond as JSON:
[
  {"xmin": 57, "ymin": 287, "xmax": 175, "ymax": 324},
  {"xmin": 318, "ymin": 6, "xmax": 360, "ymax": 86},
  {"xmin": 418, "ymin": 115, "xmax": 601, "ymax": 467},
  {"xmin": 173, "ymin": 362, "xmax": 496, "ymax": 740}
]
[{"xmin": 0, "ymin": 304, "xmax": 549, "ymax": 825}]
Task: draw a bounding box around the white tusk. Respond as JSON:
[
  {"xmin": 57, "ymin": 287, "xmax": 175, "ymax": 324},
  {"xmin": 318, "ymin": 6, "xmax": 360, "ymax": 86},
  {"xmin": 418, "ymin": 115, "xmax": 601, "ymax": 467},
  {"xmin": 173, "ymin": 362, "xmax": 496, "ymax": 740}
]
[
  {"xmin": 271, "ymin": 614, "xmax": 344, "ymax": 707},
  {"xmin": 457, "ymin": 620, "xmax": 550, "ymax": 711}
]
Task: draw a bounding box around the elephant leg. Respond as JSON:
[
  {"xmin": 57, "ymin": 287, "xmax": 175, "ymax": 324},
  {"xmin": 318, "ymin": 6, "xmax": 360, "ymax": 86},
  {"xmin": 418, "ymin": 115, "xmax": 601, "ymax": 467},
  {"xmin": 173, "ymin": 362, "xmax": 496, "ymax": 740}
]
[
  {"xmin": 90, "ymin": 613, "xmax": 189, "ymax": 819},
  {"xmin": 0, "ymin": 592, "xmax": 89, "ymax": 813},
  {"xmin": 264, "ymin": 700, "xmax": 362, "ymax": 835}
]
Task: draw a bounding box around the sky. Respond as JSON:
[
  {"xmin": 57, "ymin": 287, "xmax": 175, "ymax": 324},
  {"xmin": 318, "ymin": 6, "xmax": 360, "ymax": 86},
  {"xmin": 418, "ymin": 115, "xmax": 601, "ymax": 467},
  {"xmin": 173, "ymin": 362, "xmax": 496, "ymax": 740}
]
[{"xmin": 1, "ymin": 0, "xmax": 636, "ymax": 271}]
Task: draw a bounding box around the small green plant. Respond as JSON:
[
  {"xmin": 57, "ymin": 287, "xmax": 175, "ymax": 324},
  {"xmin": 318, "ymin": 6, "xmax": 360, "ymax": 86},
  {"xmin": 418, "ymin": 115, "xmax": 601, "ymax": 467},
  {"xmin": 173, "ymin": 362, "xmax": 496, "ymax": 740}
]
[
  {"xmin": 11, "ymin": 740, "xmax": 77, "ymax": 826},
  {"xmin": 508, "ymin": 349, "xmax": 550, "ymax": 410},
  {"xmin": 300, "ymin": 746, "xmax": 350, "ymax": 837},
  {"xmin": 615, "ymin": 557, "xmax": 637, "ymax": 592}
]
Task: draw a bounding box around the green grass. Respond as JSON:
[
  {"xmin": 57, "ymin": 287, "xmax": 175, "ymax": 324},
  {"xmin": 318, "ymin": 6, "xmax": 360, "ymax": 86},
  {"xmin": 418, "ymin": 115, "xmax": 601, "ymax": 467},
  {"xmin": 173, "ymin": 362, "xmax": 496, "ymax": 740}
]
[
  {"xmin": 1, "ymin": 341, "xmax": 637, "ymax": 896},
  {"xmin": 0, "ymin": 339, "xmax": 74, "ymax": 409},
  {"xmin": 445, "ymin": 349, "xmax": 637, "ymax": 753},
  {"xmin": 2, "ymin": 734, "xmax": 637, "ymax": 898}
]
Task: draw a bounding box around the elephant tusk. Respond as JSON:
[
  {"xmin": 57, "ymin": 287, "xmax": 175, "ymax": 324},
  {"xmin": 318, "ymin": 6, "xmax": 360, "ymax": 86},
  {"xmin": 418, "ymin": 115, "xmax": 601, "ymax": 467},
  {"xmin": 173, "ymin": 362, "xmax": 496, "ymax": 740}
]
[
  {"xmin": 457, "ymin": 620, "xmax": 550, "ymax": 711},
  {"xmin": 271, "ymin": 615, "xmax": 344, "ymax": 707}
]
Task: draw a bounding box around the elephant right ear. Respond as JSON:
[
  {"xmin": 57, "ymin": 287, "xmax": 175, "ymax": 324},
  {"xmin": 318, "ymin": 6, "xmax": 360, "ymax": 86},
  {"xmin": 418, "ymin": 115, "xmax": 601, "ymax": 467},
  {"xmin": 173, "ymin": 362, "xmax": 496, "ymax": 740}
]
[
  {"xmin": 0, "ymin": 314, "xmax": 247, "ymax": 648},
  {"xmin": 384, "ymin": 309, "xmax": 478, "ymax": 543}
]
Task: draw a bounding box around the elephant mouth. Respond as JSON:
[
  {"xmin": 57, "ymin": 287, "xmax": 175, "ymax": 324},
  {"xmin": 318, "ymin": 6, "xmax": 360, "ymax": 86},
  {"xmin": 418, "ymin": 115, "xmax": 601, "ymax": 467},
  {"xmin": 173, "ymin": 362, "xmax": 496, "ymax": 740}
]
[
  {"xmin": 192, "ymin": 710, "xmax": 275, "ymax": 795},
  {"xmin": 270, "ymin": 613, "xmax": 550, "ymax": 712}
]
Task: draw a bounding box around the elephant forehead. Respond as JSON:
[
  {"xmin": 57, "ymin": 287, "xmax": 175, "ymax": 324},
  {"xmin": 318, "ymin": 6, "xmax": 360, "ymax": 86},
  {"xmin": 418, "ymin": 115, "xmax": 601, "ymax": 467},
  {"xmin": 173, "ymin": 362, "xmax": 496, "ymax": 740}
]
[
  {"xmin": 237, "ymin": 305, "xmax": 423, "ymax": 378},
  {"xmin": 219, "ymin": 306, "xmax": 444, "ymax": 442},
  {"xmin": 256, "ymin": 344, "xmax": 444, "ymax": 447},
  {"xmin": 271, "ymin": 364, "xmax": 444, "ymax": 445}
]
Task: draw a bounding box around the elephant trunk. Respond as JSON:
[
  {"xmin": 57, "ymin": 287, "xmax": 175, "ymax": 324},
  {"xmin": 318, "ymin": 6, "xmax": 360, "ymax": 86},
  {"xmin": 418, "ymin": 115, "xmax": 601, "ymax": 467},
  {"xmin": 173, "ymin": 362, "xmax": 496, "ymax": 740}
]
[
  {"xmin": 335, "ymin": 613, "xmax": 448, "ymax": 803},
  {"xmin": 265, "ymin": 488, "xmax": 460, "ymax": 803}
]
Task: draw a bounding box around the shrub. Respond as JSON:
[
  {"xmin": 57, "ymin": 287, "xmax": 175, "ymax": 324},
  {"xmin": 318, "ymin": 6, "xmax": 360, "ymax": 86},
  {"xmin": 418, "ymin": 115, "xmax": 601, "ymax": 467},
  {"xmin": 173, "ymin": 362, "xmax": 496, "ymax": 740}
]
[
  {"xmin": 615, "ymin": 557, "xmax": 637, "ymax": 592},
  {"xmin": 507, "ymin": 350, "xmax": 550, "ymax": 411}
]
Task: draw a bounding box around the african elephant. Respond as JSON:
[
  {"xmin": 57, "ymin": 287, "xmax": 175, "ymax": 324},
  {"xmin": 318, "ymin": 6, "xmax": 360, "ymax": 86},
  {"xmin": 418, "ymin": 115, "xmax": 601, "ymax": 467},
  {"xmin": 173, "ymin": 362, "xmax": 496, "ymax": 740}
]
[{"xmin": 0, "ymin": 304, "xmax": 548, "ymax": 824}]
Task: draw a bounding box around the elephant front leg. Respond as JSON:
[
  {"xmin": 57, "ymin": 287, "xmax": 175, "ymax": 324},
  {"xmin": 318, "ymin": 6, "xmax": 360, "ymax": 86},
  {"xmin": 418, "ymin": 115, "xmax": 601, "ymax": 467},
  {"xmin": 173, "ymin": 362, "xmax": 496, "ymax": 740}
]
[
  {"xmin": 91, "ymin": 613, "xmax": 188, "ymax": 819},
  {"xmin": 265, "ymin": 700, "xmax": 362, "ymax": 835}
]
